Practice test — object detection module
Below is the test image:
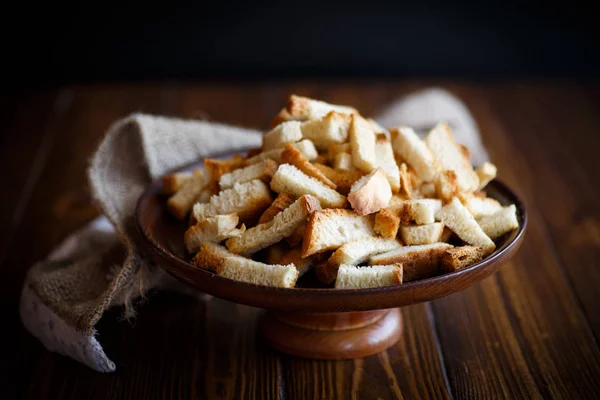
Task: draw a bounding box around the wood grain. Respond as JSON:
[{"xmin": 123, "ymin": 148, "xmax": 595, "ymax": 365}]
[{"xmin": 3, "ymin": 82, "xmax": 600, "ymax": 399}]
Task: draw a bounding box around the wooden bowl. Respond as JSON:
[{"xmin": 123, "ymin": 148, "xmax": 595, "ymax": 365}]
[{"xmin": 136, "ymin": 158, "xmax": 527, "ymax": 359}]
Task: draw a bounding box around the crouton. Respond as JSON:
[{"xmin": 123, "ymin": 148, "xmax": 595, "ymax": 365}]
[
  {"xmin": 192, "ymin": 242, "xmax": 244, "ymax": 271},
  {"xmin": 369, "ymin": 243, "xmax": 453, "ymax": 281},
  {"xmin": 399, "ymin": 163, "xmax": 413, "ymax": 198},
  {"xmin": 348, "ymin": 168, "xmax": 392, "ymax": 215},
  {"xmin": 184, "ymin": 214, "xmax": 244, "ymax": 253},
  {"xmin": 302, "ymin": 209, "xmax": 375, "ymax": 257},
  {"xmin": 191, "ymin": 179, "xmax": 272, "ymax": 223},
  {"xmin": 335, "ymin": 265, "xmax": 402, "ymax": 289},
  {"xmin": 459, "ymin": 193, "xmax": 503, "ymax": 218},
  {"xmin": 280, "ymin": 144, "xmax": 337, "ymax": 189},
  {"xmin": 349, "ymin": 114, "xmax": 377, "ymax": 172},
  {"xmin": 476, "ymin": 162, "xmax": 497, "ymax": 190},
  {"xmin": 226, "ymin": 195, "xmax": 321, "ymax": 256},
  {"xmin": 279, "ymin": 247, "xmax": 314, "ymax": 277},
  {"xmin": 476, "ymin": 205, "xmax": 519, "ymax": 239},
  {"xmin": 436, "ymin": 198, "xmax": 495, "ymax": 253},
  {"xmin": 434, "ymin": 170, "xmax": 459, "ymax": 203},
  {"xmin": 218, "ymin": 257, "xmax": 298, "ymax": 288},
  {"xmin": 441, "ymin": 246, "xmax": 486, "ymax": 272},
  {"xmin": 204, "ymin": 155, "xmax": 246, "ymax": 187},
  {"xmin": 321, "ymin": 237, "xmax": 402, "ymax": 284},
  {"xmin": 162, "ymin": 171, "xmax": 192, "ymax": 195},
  {"xmin": 401, "ymin": 199, "xmax": 443, "ymax": 225},
  {"xmin": 400, "ymin": 222, "xmax": 445, "ymax": 245},
  {"xmin": 333, "ymin": 152, "xmax": 354, "ymax": 171},
  {"xmin": 219, "ymin": 159, "xmax": 278, "ymax": 190},
  {"xmin": 245, "ymin": 139, "xmax": 319, "ymax": 165},
  {"xmin": 368, "ymin": 118, "xmax": 388, "ymax": 136},
  {"xmin": 270, "ymin": 164, "xmax": 347, "ymax": 208},
  {"xmin": 258, "ymin": 193, "xmax": 296, "ymax": 224},
  {"xmin": 420, "ymin": 182, "xmax": 436, "ymax": 198},
  {"xmin": 285, "ymin": 225, "xmax": 305, "ymax": 246},
  {"xmin": 300, "ymin": 111, "xmax": 351, "ymax": 150},
  {"xmin": 390, "ymin": 126, "xmax": 439, "ymax": 182},
  {"xmin": 374, "ymin": 138, "xmax": 401, "ymax": 192},
  {"xmin": 425, "ymin": 122, "xmax": 479, "ymax": 192},
  {"xmin": 262, "ymin": 121, "xmax": 303, "ymax": 151},
  {"xmin": 374, "ymin": 208, "xmax": 401, "ymax": 238},
  {"xmin": 269, "ymin": 108, "xmax": 298, "ymax": 128},
  {"xmin": 287, "ymin": 95, "xmax": 357, "ymax": 120},
  {"xmin": 328, "ymin": 143, "xmax": 351, "ymax": 162},
  {"xmin": 167, "ymin": 169, "xmax": 206, "ymax": 221},
  {"xmin": 312, "ymin": 164, "xmax": 364, "ymax": 195}
]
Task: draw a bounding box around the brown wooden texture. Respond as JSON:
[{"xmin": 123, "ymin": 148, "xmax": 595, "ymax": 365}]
[{"xmin": 2, "ymin": 82, "xmax": 600, "ymax": 399}]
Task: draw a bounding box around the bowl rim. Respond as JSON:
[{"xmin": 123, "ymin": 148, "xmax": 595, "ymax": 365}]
[{"xmin": 135, "ymin": 156, "xmax": 528, "ymax": 311}]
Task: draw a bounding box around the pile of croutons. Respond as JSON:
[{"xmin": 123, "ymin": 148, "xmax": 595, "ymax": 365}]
[{"xmin": 161, "ymin": 95, "xmax": 519, "ymax": 289}]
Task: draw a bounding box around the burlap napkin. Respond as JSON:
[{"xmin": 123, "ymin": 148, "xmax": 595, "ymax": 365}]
[{"xmin": 19, "ymin": 88, "xmax": 487, "ymax": 372}]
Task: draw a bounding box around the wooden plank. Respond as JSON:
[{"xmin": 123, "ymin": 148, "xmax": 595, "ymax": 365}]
[
  {"xmin": 282, "ymin": 305, "xmax": 451, "ymax": 399},
  {"xmin": 438, "ymin": 83, "xmax": 600, "ymax": 398}
]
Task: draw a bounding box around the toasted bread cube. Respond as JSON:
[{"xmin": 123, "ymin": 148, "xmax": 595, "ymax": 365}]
[
  {"xmin": 328, "ymin": 143, "xmax": 351, "ymax": 162},
  {"xmin": 333, "ymin": 152, "xmax": 354, "ymax": 171},
  {"xmin": 436, "ymin": 198, "xmax": 495, "ymax": 252},
  {"xmin": 374, "ymin": 208, "xmax": 401, "ymax": 238},
  {"xmin": 434, "ymin": 170, "xmax": 459, "ymax": 203},
  {"xmin": 219, "ymin": 159, "xmax": 278, "ymax": 190},
  {"xmin": 400, "ymin": 222, "xmax": 445, "ymax": 245},
  {"xmin": 192, "ymin": 242, "xmax": 244, "ymax": 271},
  {"xmin": 390, "ymin": 126, "xmax": 439, "ymax": 182},
  {"xmin": 269, "ymin": 108, "xmax": 298, "ymax": 128},
  {"xmin": 300, "ymin": 111, "xmax": 351, "ymax": 150},
  {"xmin": 440, "ymin": 226, "xmax": 453, "ymax": 242},
  {"xmin": 349, "ymin": 115, "xmax": 377, "ymax": 172},
  {"xmin": 401, "ymin": 199, "xmax": 443, "ymax": 225},
  {"xmin": 441, "ymin": 246, "xmax": 486, "ymax": 272},
  {"xmin": 264, "ymin": 242, "xmax": 289, "ymax": 265},
  {"xmin": 258, "ymin": 193, "xmax": 296, "ymax": 224},
  {"xmin": 226, "ymin": 195, "xmax": 321, "ymax": 256},
  {"xmin": 335, "ymin": 265, "xmax": 402, "ymax": 289},
  {"xmin": 262, "ymin": 121, "xmax": 303, "ymax": 151},
  {"xmin": 204, "ymin": 155, "xmax": 246, "ymax": 187},
  {"xmin": 162, "ymin": 172, "xmax": 192, "ymax": 195},
  {"xmin": 281, "ymin": 144, "xmax": 336, "ymax": 189},
  {"xmin": 476, "ymin": 162, "xmax": 497, "ymax": 190},
  {"xmin": 374, "ymin": 138, "xmax": 401, "ymax": 193},
  {"xmin": 270, "ymin": 164, "xmax": 347, "ymax": 208},
  {"xmin": 167, "ymin": 169, "xmax": 206, "ymax": 221},
  {"xmin": 287, "ymin": 95, "xmax": 357, "ymax": 120},
  {"xmin": 348, "ymin": 168, "xmax": 392, "ymax": 215},
  {"xmin": 184, "ymin": 214, "xmax": 244, "ymax": 253},
  {"xmin": 245, "ymin": 139, "xmax": 319, "ymax": 165},
  {"xmin": 459, "ymin": 193, "xmax": 503, "ymax": 218},
  {"xmin": 192, "ymin": 179, "xmax": 272, "ymax": 223},
  {"xmin": 387, "ymin": 194, "xmax": 407, "ymax": 214},
  {"xmin": 476, "ymin": 205, "xmax": 519, "ymax": 239},
  {"xmin": 321, "ymin": 238, "xmax": 401, "ymax": 284},
  {"xmin": 369, "ymin": 243, "xmax": 453, "ymax": 281},
  {"xmin": 302, "ymin": 209, "xmax": 375, "ymax": 257},
  {"xmin": 218, "ymin": 257, "xmax": 298, "ymax": 288},
  {"xmin": 399, "ymin": 163, "xmax": 413, "ymax": 198},
  {"xmin": 425, "ymin": 122, "xmax": 479, "ymax": 192},
  {"xmin": 279, "ymin": 247, "xmax": 314, "ymax": 277},
  {"xmin": 285, "ymin": 225, "xmax": 305, "ymax": 246},
  {"xmin": 312, "ymin": 164, "xmax": 364, "ymax": 195}
]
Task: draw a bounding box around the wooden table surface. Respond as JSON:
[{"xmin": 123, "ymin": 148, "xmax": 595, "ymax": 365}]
[{"xmin": 2, "ymin": 81, "xmax": 600, "ymax": 399}]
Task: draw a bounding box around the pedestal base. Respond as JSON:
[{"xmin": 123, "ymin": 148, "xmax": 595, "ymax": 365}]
[{"xmin": 260, "ymin": 309, "xmax": 402, "ymax": 359}]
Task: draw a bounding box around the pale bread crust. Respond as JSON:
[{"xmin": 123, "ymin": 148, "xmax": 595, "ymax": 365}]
[
  {"xmin": 217, "ymin": 257, "xmax": 299, "ymax": 288},
  {"xmin": 219, "ymin": 159, "xmax": 278, "ymax": 190},
  {"xmin": 435, "ymin": 170, "xmax": 459, "ymax": 203},
  {"xmin": 167, "ymin": 169, "xmax": 206, "ymax": 221},
  {"xmin": 348, "ymin": 168, "xmax": 392, "ymax": 216},
  {"xmin": 192, "ymin": 242, "xmax": 243, "ymax": 271},
  {"xmin": 349, "ymin": 114, "xmax": 377, "ymax": 172},
  {"xmin": 334, "ymin": 265, "xmax": 402, "ymax": 289},
  {"xmin": 279, "ymin": 247, "xmax": 314, "ymax": 277}
]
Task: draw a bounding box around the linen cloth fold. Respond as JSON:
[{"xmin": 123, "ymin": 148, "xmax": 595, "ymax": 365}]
[{"xmin": 20, "ymin": 88, "xmax": 486, "ymax": 372}]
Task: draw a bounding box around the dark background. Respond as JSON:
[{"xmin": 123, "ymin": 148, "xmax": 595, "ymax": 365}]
[{"xmin": 2, "ymin": 0, "xmax": 599, "ymax": 88}]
